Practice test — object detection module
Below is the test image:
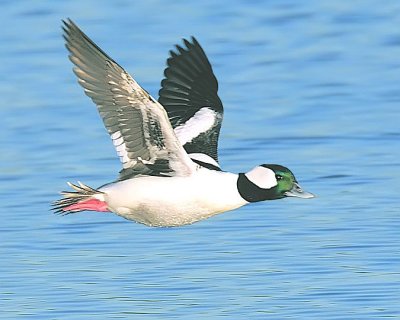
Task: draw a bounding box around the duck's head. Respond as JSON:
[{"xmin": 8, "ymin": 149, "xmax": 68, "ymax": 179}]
[{"xmin": 237, "ymin": 164, "xmax": 314, "ymax": 202}]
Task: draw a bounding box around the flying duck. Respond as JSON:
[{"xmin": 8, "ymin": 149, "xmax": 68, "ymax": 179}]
[{"xmin": 53, "ymin": 19, "xmax": 314, "ymax": 227}]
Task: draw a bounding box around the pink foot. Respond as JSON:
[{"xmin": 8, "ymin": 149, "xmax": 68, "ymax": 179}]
[{"xmin": 63, "ymin": 198, "xmax": 109, "ymax": 212}]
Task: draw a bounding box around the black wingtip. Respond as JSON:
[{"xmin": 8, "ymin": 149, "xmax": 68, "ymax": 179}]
[
  {"xmin": 62, "ymin": 18, "xmax": 75, "ymax": 27},
  {"xmin": 168, "ymin": 37, "xmax": 200, "ymax": 59},
  {"xmin": 62, "ymin": 18, "xmax": 71, "ymax": 30},
  {"xmin": 62, "ymin": 18, "xmax": 75, "ymax": 39},
  {"xmin": 191, "ymin": 36, "xmax": 200, "ymax": 47},
  {"xmin": 183, "ymin": 38, "xmax": 191, "ymax": 48},
  {"xmin": 181, "ymin": 36, "xmax": 198, "ymax": 50}
]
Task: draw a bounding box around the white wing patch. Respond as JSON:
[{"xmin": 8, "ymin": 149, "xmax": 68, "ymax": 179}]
[
  {"xmin": 189, "ymin": 153, "xmax": 220, "ymax": 168},
  {"xmin": 111, "ymin": 131, "xmax": 131, "ymax": 168},
  {"xmin": 174, "ymin": 107, "xmax": 217, "ymax": 145}
]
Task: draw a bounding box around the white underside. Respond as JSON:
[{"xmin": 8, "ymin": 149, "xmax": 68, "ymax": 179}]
[{"xmin": 98, "ymin": 168, "xmax": 247, "ymax": 227}]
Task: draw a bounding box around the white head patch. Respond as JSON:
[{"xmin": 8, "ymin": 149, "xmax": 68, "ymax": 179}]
[{"xmin": 245, "ymin": 166, "xmax": 277, "ymax": 189}]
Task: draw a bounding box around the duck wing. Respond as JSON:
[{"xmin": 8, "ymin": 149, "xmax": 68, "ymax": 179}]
[
  {"xmin": 63, "ymin": 19, "xmax": 196, "ymax": 180},
  {"xmin": 158, "ymin": 37, "xmax": 223, "ymax": 170}
]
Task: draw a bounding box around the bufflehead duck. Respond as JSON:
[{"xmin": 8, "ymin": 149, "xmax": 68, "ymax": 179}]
[{"xmin": 53, "ymin": 19, "xmax": 314, "ymax": 227}]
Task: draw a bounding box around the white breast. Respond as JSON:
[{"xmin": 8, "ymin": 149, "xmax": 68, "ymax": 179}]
[{"xmin": 99, "ymin": 169, "xmax": 248, "ymax": 227}]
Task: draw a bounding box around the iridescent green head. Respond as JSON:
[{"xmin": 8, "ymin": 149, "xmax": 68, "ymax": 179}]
[{"xmin": 237, "ymin": 164, "xmax": 314, "ymax": 202}]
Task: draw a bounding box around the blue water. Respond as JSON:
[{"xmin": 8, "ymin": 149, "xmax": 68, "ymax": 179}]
[{"xmin": 1, "ymin": 1, "xmax": 399, "ymax": 319}]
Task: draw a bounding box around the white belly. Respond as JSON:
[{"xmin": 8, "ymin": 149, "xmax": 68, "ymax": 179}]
[{"xmin": 99, "ymin": 170, "xmax": 247, "ymax": 227}]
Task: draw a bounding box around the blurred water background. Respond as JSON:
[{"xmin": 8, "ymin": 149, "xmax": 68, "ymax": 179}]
[{"xmin": 1, "ymin": 1, "xmax": 399, "ymax": 319}]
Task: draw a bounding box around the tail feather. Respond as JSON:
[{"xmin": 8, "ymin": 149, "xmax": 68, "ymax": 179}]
[{"xmin": 52, "ymin": 182, "xmax": 107, "ymax": 215}]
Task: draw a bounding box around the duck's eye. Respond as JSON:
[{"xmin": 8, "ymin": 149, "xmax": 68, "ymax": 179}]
[{"xmin": 276, "ymin": 174, "xmax": 283, "ymax": 181}]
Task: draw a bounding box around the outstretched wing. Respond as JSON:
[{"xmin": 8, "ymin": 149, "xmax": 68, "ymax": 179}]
[
  {"xmin": 63, "ymin": 19, "xmax": 196, "ymax": 179},
  {"xmin": 158, "ymin": 37, "xmax": 223, "ymax": 169}
]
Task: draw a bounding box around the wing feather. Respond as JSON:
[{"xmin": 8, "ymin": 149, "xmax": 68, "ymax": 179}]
[
  {"xmin": 63, "ymin": 19, "xmax": 196, "ymax": 179},
  {"xmin": 159, "ymin": 37, "xmax": 223, "ymax": 164}
]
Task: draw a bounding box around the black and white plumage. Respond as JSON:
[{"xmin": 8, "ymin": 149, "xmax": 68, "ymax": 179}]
[
  {"xmin": 159, "ymin": 37, "xmax": 223, "ymax": 170},
  {"xmin": 63, "ymin": 19, "xmax": 196, "ymax": 180},
  {"xmin": 53, "ymin": 19, "xmax": 314, "ymax": 227}
]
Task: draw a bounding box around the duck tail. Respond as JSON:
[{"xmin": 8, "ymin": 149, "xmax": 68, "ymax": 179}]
[{"xmin": 52, "ymin": 181, "xmax": 109, "ymax": 215}]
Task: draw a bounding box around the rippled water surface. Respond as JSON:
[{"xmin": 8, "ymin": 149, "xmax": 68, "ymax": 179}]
[{"xmin": 1, "ymin": 1, "xmax": 399, "ymax": 319}]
